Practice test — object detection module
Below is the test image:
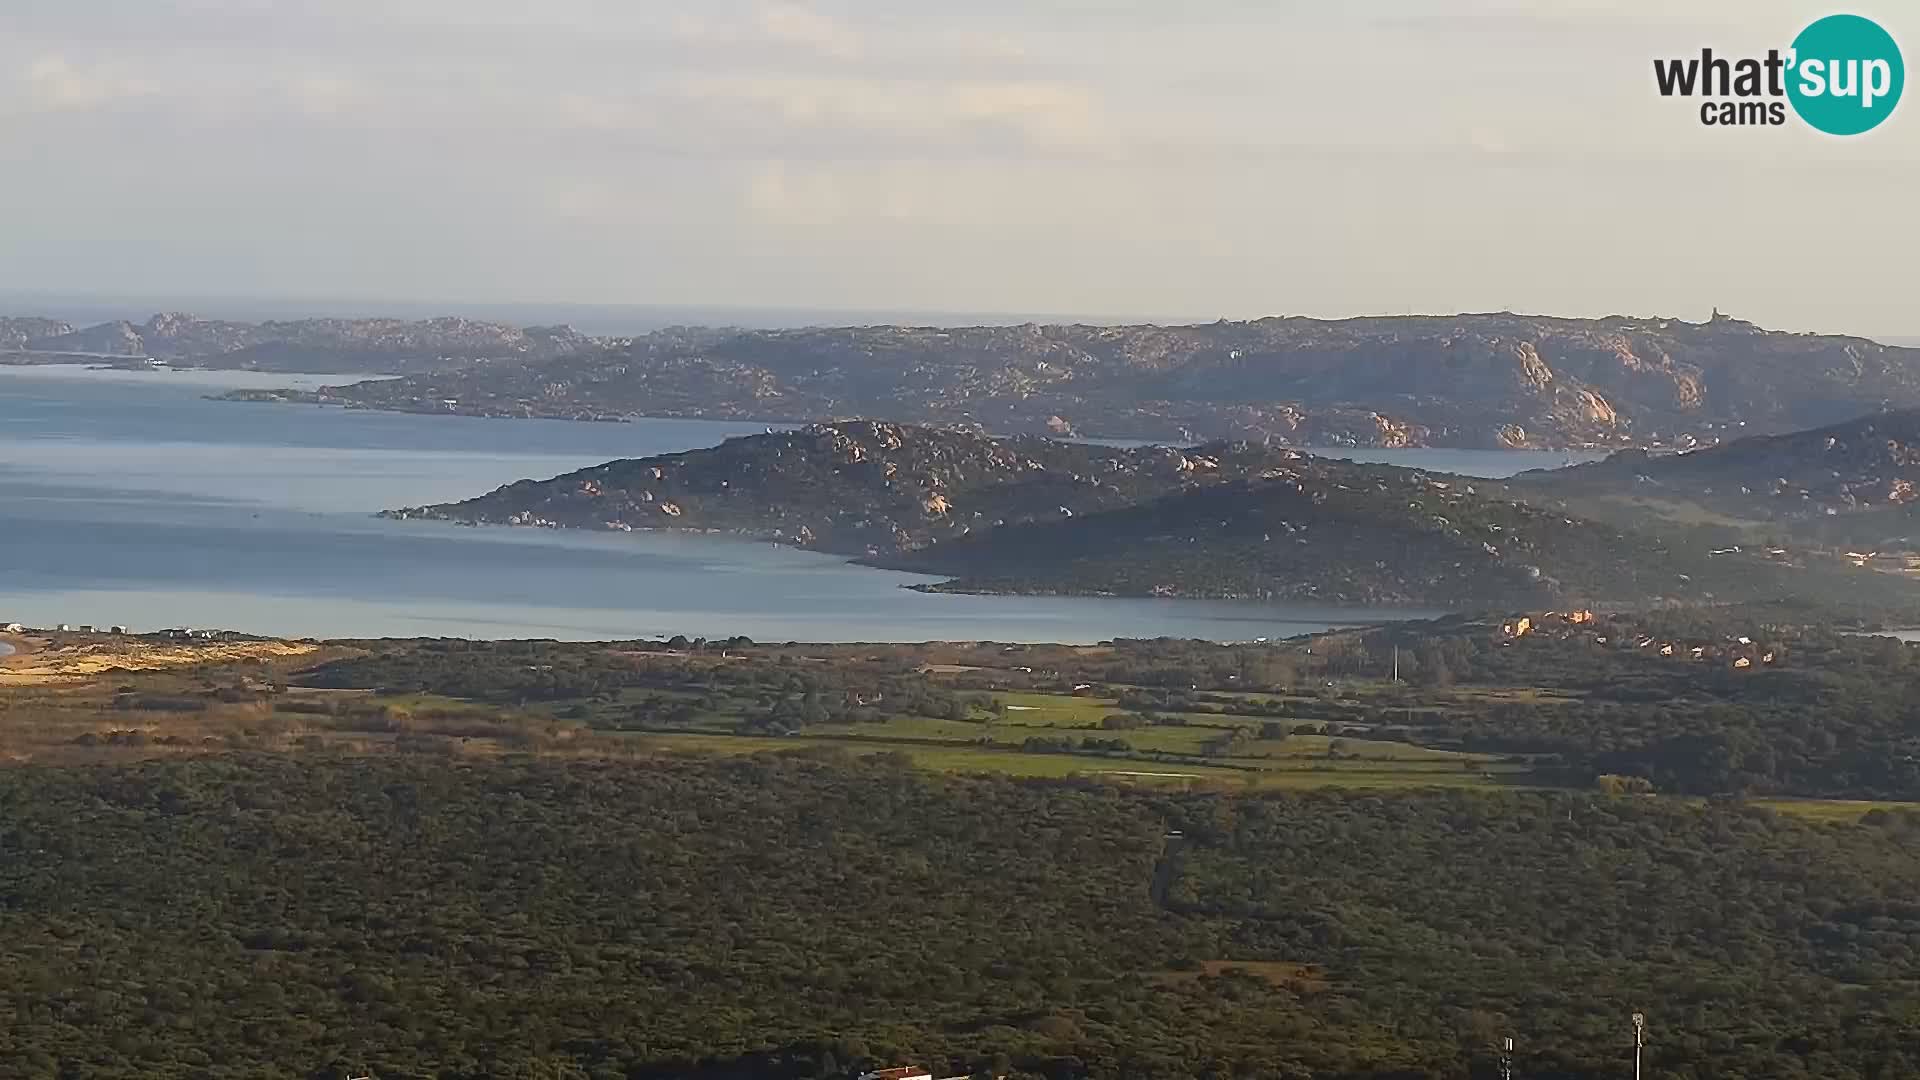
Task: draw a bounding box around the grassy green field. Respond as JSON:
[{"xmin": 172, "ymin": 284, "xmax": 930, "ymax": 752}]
[
  {"xmin": 586, "ymin": 686, "xmax": 1527, "ymax": 792},
  {"xmin": 1750, "ymin": 798, "xmax": 1920, "ymax": 823},
  {"xmin": 993, "ymin": 690, "xmax": 1121, "ymax": 725},
  {"xmin": 619, "ymin": 730, "xmax": 1531, "ymax": 791}
]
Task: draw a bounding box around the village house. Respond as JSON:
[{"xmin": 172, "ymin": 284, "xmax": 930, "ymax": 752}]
[{"xmin": 1500, "ymin": 616, "xmax": 1533, "ymax": 639}]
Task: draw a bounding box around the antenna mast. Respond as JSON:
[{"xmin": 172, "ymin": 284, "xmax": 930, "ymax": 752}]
[{"xmin": 1632, "ymin": 1012, "xmax": 1646, "ymax": 1080}]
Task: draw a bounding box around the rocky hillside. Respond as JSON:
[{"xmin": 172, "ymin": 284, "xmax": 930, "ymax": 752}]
[
  {"xmin": 2, "ymin": 312, "xmax": 599, "ymax": 373},
  {"xmin": 388, "ymin": 421, "xmax": 1894, "ymax": 611},
  {"xmin": 229, "ymin": 310, "xmax": 1920, "ymax": 447},
  {"xmin": 0, "ymin": 317, "xmax": 75, "ymax": 350},
  {"xmin": 1510, "ymin": 409, "xmax": 1920, "ymax": 549},
  {"xmin": 386, "ymin": 421, "xmax": 1313, "ymax": 555}
]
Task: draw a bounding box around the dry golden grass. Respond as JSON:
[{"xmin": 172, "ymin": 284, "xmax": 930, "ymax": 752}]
[{"xmin": 0, "ymin": 637, "xmax": 321, "ymax": 685}]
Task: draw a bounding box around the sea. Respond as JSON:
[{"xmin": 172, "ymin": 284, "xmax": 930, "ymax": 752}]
[{"xmin": 0, "ymin": 365, "xmax": 1597, "ymax": 643}]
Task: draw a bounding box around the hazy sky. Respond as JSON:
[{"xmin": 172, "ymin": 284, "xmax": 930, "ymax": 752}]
[{"xmin": 4, "ymin": 1, "xmax": 1916, "ymax": 332}]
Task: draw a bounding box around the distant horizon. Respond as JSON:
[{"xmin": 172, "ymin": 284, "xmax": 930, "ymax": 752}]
[
  {"xmin": 11, "ymin": 4, "xmax": 1916, "ymax": 339},
  {"xmin": 5, "ymin": 290, "xmax": 1917, "ymax": 344}
]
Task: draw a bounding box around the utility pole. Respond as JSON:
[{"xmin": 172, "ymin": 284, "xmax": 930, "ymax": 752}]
[{"xmin": 1632, "ymin": 1012, "xmax": 1646, "ymax": 1080}]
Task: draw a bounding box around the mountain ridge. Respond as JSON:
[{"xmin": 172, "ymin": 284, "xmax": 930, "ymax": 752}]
[
  {"xmin": 218, "ymin": 309, "xmax": 1920, "ymax": 448},
  {"xmin": 1, "ymin": 311, "xmax": 598, "ymax": 374}
]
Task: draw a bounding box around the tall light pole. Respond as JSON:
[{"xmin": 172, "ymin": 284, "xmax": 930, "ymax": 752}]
[{"xmin": 1632, "ymin": 1012, "xmax": 1646, "ymax": 1080}]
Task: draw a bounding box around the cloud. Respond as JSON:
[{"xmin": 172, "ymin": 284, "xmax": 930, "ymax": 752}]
[
  {"xmin": 285, "ymin": 74, "xmax": 368, "ymax": 117},
  {"xmin": 679, "ymin": 73, "xmax": 1102, "ymax": 150},
  {"xmin": 740, "ymin": 159, "xmax": 1142, "ymax": 228},
  {"xmin": 755, "ymin": 2, "xmax": 862, "ymax": 59},
  {"xmin": 744, "ymin": 163, "xmax": 851, "ymax": 226},
  {"xmin": 3, "ymin": 1, "xmax": 1913, "ymax": 331},
  {"xmin": 669, "ymin": 3, "xmax": 863, "ymax": 59},
  {"xmin": 542, "ymin": 176, "xmax": 688, "ymax": 226},
  {"xmin": 22, "ymin": 55, "xmax": 154, "ymax": 111}
]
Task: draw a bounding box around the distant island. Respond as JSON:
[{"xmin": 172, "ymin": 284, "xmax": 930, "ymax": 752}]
[
  {"xmin": 386, "ymin": 420, "xmax": 1914, "ymax": 615},
  {"xmin": 19, "ymin": 307, "xmax": 1920, "ymax": 450},
  {"xmin": 0, "ymin": 311, "xmax": 598, "ymax": 375},
  {"xmin": 201, "ymin": 308, "xmax": 1920, "ymax": 449}
]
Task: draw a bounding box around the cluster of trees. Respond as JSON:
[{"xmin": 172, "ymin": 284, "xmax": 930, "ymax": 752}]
[
  {"xmin": 305, "ymin": 640, "xmax": 983, "ymax": 735},
  {"xmin": 1020, "ymin": 735, "xmax": 1132, "ymax": 755},
  {"xmin": 1376, "ymin": 617, "xmax": 1920, "ymax": 798},
  {"xmin": 6, "ymin": 755, "xmax": 1920, "ymax": 1079},
  {"xmin": 307, "ymin": 638, "xmax": 759, "ymax": 703}
]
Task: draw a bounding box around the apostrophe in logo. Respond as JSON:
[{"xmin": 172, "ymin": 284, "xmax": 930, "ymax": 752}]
[
  {"xmin": 1653, "ymin": 13, "xmax": 1903, "ymax": 135},
  {"xmin": 1787, "ymin": 14, "xmax": 1903, "ymax": 134}
]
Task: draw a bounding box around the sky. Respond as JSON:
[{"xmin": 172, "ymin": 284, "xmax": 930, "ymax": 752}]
[{"xmin": 3, "ymin": 0, "xmax": 1917, "ymax": 334}]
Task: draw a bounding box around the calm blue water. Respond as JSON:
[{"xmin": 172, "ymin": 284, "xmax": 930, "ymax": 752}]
[
  {"xmin": 1076, "ymin": 436, "xmax": 1602, "ymax": 477},
  {"xmin": 0, "ymin": 365, "xmax": 1534, "ymax": 642}
]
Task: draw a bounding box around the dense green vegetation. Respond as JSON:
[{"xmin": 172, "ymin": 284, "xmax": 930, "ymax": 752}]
[
  {"xmin": 1345, "ymin": 614, "xmax": 1920, "ymax": 798},
  {"xmin": 6, "ymin": 754, "xmax": 1920, "ymax": 1079},
  {"xmin": 14, "ymin": 623, "xmax": 1920, "ymax": 1076}
]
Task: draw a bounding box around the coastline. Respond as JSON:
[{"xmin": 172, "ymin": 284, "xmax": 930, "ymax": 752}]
[{"xmin": 214, "ymin": 389, "xmax": 1641, "ymax": 453}]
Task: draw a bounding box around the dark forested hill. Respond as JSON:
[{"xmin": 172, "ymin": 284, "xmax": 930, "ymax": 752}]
[
  {"xmin": 1509, "ymin": 409, "xmax": 1920, "ymax": 551},
  {"xmin": 7, "ymin": 754, "xmax": 1920, "ymax": 1080},
  {"xmin": 873, "ymin": 474, "xmax": 1865, "ymax": 609},
  {"xmin": 220, "ymin": 309, "xmax": 1920, "ymax": 446}
]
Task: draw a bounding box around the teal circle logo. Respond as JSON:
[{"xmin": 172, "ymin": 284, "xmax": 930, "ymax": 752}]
[{"xmin": 1787, "ymin": 14, "xmax": 1904, "ymax": 135}]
